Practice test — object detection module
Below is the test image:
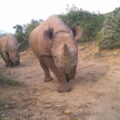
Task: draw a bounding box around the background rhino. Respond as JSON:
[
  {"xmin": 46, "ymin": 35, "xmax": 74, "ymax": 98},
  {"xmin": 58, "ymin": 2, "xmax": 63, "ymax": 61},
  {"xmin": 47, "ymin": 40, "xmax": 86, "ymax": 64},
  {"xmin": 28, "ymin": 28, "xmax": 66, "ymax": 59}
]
[
  {"xmin": 0, "ymin": 33, "xmax": 20, "ymax": 67},
  {"xmin": 29, "ymin": 15, "xmax": 82, "ymax": 92}
]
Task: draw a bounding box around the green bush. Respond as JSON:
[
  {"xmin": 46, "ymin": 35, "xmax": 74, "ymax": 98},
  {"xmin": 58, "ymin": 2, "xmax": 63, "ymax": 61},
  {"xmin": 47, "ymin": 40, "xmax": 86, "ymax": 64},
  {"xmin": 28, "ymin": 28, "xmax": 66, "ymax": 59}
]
[
  {"xmin": 60, "ymin": 6, "xmax": 104, "ymax": 42},
  {"xmin": 13, "ymin": 5, "xmax": 104, "ymax": 50},
  {"xmin": 10, "ymin": 6, "xmax": 120, "ymax": 51},
  {"xmin": 98, "ymin": 8, "xmax": 120, "ymax": 50},
  {"xmin": 13, "ymin": 19, "xmax": 43, "ymax": 51}
]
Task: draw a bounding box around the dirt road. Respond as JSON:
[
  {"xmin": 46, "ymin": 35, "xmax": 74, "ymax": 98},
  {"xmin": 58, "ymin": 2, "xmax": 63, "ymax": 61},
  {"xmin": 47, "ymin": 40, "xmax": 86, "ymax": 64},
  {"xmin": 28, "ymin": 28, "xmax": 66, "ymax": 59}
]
[{"xmin": 0, "ymin": 43, "xmax": 120, "ymax": 120}]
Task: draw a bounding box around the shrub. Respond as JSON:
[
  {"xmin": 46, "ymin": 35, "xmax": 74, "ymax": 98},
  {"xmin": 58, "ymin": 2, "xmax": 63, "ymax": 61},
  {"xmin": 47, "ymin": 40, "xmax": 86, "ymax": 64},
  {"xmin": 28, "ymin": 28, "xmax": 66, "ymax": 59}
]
[
  {"xmin": 98, "ymin": 8, "xmax": 120, "ymax": 50},
  {"xmin": 60, "ymin": 5, "xmax": 104, "ymax": 42}
]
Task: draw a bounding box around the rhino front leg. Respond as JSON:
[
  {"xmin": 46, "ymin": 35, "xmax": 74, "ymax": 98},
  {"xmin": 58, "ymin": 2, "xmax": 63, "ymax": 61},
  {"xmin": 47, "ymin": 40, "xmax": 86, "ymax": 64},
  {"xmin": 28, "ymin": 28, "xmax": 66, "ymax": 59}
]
[
  {"xmin": 54, "ymin": 70, "xmax": 72, "ymax": 92},
  {"xmin": 1, "ymin": 52, "xmax": 13, "ymax": 67},
  {"xmin": 46, "ymin": 58, "xmax": 72, "ymax": 92},
  {"xmin": 39, "ymin": 58, "xmax": 53, "ymax": 82}
]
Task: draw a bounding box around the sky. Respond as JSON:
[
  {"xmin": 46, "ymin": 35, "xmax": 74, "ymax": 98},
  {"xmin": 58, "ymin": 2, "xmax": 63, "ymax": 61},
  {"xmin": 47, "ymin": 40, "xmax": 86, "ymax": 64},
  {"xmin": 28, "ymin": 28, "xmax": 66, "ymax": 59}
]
[{"xmin": 0, "ymin": 0, "xmax": 120, "ymax": 33}]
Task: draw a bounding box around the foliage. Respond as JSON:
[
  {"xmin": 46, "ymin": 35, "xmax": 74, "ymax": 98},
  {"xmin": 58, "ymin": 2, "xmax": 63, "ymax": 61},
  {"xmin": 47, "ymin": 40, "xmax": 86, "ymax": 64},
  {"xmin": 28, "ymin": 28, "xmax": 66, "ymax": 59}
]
[
  {"xmin": 3, "ymin": 5, "xmax": 120, "ymax": 51},
  {"xmin": 60, "ymin": 5, "xmax": 104, "ymax": 42},
  {"xmin": 24, "ymin": 19, "xmax": 43, "ymax": 45},
  {"xmin": 13, "ymin": 25, "xmax": 25, "ymax": 50},
  {"xmin": 13, "ymin": 19, "xmax": 43, "ymax": 51},
  {"xmin": 12, "ymin": 5, "xmax": 105, "ymax": 50},
  {"xmin": 98, "ymin": 7, "xmax": 120, "ymax": 50}
]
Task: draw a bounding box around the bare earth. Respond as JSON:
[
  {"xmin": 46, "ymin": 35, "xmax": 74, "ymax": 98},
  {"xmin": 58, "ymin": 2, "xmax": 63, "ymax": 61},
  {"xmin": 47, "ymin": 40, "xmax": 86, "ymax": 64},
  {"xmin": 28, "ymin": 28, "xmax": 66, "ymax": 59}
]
[{"xmin": 0, "ymin": 42, "xmax": 120, "ymax": 120}]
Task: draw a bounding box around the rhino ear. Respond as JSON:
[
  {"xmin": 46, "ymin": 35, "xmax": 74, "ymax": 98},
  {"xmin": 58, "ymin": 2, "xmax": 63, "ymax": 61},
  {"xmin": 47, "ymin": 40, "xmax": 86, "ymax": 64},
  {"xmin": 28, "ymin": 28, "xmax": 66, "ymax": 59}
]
[
  {"xmin": 44, "ymin": 28, "xmax": 54, "ymax": 40},
  {"xmin": 72, "ymin": 25, "xmax": 82, "ymax": 41}
]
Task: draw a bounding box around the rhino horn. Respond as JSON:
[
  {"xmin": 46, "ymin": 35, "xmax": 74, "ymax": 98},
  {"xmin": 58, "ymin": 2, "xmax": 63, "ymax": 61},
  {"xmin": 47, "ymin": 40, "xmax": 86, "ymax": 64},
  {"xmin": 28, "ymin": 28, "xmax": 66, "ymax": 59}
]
[{"xmin": 63, "ymin": 44, "xmax": 71, "ymax": 59}]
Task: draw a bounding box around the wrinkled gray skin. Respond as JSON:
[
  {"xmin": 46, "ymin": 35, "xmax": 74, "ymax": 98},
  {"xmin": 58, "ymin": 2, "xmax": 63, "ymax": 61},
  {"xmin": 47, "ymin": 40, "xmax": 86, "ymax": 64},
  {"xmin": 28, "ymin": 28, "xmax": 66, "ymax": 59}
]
[
  {"xmin": 29, "ymin": 15, "xmax": 82, "ymax": 92},
  {"xmin": 0, "ymin": 34, "xmax": 20, "ymax": 67}
]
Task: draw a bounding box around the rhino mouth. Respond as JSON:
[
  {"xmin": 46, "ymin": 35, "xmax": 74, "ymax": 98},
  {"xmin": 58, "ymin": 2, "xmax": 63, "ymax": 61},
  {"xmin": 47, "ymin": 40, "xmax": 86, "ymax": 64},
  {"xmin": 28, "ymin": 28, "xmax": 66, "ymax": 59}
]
[
  {"xmin": 6, "ymin": 52, "xmax": 14, "ymax": 67},
  {"xmin": 6, "ymin": 52, "xmax": 20, "ymax": 67}
]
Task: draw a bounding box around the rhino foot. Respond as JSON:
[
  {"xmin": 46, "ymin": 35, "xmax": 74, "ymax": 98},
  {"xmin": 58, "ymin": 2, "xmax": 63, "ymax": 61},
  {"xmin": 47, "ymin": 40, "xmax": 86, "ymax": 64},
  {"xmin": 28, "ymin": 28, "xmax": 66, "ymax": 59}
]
[
  {"xmin": 57, "ymin": 84, "xmax": 72, "ymax": 93},
  {"xmin": 44, "ymin": 77, "xmax": 53, "ymax": 82},
  {"xmin": 5, "ymin": 64, "xmax": 9, "ymax": 67},
  {"xmin": 5, "ymin": 64, "xmax": 13, "ymax": 67}
]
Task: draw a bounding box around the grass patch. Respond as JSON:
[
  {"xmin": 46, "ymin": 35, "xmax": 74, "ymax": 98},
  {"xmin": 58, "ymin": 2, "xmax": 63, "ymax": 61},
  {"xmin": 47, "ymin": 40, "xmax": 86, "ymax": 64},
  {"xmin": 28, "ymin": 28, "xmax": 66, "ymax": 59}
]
[{"xmin": 0, "ymin": 77, "xmax": 21, "ymax": 86}]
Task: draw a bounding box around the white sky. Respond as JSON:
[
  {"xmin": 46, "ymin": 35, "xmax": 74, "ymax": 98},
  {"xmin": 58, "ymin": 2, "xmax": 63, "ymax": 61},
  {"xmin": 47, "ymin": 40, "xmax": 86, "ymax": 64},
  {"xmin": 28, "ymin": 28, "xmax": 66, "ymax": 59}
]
[{"xmin": 0, "ymin": 0, "xmax": 120, "ymax": 33}]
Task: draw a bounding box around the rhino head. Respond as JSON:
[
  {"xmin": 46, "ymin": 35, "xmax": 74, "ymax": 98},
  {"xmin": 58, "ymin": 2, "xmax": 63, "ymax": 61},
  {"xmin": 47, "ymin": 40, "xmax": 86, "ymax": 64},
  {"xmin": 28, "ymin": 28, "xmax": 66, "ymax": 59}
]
[
  {"xmin": 44, "ymin": 25, "xmax": 82, "ymax": 74},
  {"xmin": 7, "ymin": 43, "xmax": 21, "ymax": 67}
]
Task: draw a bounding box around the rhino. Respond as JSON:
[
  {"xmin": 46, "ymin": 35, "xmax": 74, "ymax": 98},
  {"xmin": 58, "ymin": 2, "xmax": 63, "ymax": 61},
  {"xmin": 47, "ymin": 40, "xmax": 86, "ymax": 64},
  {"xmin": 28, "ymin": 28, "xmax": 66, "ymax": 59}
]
[
  {"xmin": 29, "ymin": 15, "xmax": 82, "ymax": 92},
  {"xmin": 0, "ymin": 33, "xmax": 20, "ymax": 67}
]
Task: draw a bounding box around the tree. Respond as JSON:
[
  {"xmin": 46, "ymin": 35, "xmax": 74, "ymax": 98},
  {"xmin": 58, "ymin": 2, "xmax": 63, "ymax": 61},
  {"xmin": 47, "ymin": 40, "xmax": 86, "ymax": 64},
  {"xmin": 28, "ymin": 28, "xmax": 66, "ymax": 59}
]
[
  {"xmin": 60, "ymin": 5, "xmax": 104, "ymax": 42},
  {"xmin": 13, "ymin": 25, "xmax": 25, "ymax": 42},
  {"xmin": 13, "ymin": 19, "xmax": 43, "ymax": 51},
  {"xmin": 13, "ymin": 25, "xmax": 25, "ymax": 50},
  {"xmin": 24, "ymin": 19, "xmax": 43, "ymax": 42}
]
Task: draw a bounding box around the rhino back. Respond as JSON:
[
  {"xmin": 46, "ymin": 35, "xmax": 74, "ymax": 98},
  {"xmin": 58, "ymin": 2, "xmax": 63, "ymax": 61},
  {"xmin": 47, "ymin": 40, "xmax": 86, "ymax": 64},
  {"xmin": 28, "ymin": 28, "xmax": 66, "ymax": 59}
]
[
  {"xmin": 0, "ymin": 34, "xmax": 18, "ymax": 53},
  {"xmin": 29, "ymin": 15, "xmax": 71, "ymax": 57},
  {"xmin": 46, "ymin": 15, "xmax": 71, "ymax": 33}
]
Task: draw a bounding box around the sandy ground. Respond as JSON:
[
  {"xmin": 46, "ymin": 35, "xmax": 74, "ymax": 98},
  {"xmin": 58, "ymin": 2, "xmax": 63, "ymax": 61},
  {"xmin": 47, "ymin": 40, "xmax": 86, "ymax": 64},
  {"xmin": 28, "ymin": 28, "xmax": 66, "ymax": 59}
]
[{"xmin": 0, "ymin": 42, "xmax": 120, "ymax": 120}]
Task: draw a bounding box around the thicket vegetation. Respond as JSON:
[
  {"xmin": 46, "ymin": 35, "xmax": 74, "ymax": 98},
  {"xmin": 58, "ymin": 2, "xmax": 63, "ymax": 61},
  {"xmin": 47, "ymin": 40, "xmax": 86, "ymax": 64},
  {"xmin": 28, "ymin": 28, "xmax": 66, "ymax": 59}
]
[
  {"xmin": 98, "ymin": 8, "xmax": 120, "ymax": 50},
  {"xmin": 13, "ymin": 19, "xmax": 43, "ymax": 51},
  {"xmin": 11, "ymin": 5, "xmax": 105, "ymax": 50},
  {"xmin": 1, "ymin": 5, "xmax": 120, "ymax": 50},
  {"xmin": 60, "ymin": 5, "xmax": 104, "ymax": 42}
]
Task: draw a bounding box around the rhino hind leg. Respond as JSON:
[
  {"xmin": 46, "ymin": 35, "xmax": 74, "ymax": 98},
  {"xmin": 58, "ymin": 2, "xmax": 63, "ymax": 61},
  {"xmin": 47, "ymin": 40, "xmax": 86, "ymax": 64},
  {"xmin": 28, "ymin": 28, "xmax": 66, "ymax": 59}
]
[{"xmin": 39, "ymin": 58, "xmax": 53, "ymax": 82}]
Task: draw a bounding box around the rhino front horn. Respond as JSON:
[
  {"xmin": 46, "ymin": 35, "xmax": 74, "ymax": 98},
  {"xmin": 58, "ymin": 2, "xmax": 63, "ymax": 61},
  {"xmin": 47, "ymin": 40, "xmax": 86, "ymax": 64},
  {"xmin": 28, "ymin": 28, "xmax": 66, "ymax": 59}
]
[{"xmin": 63, "ymin": 44, "xmax": 71, "ymax": 59}]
